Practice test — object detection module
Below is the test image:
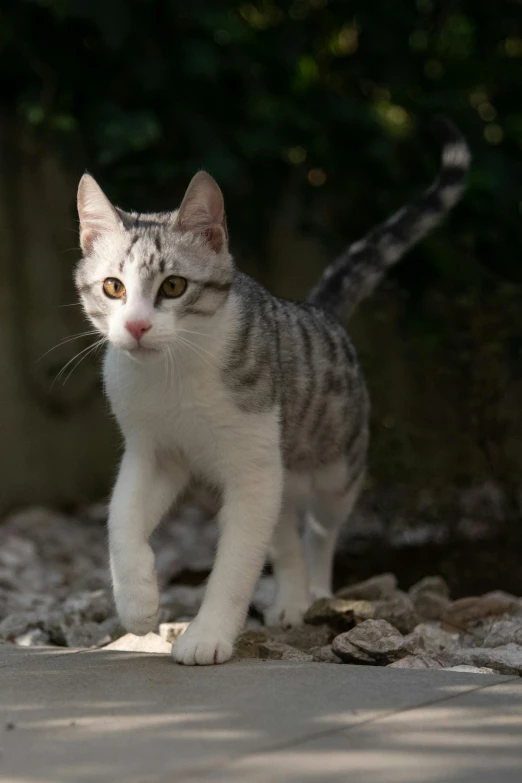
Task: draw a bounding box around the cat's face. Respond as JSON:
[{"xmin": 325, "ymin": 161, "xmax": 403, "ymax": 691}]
[{"xmin": 75, "ymin": 172, "xmax": 233, "ymax": 356}]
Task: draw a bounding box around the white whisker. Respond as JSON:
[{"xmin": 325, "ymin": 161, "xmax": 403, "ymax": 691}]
[
  {"xmin": 175, "ymin": 335, "xmax": 215, "ymax": 371},
  {"xmin": 37, "ymin": 330, "xmax": 100, "ymax": 362},
  {"xmin": 52, "ymin": 338, "xmax": 106, "ymax": 387}
]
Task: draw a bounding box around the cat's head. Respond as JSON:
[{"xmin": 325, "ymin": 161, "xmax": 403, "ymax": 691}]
[{"xmin": 75, "ymin": 171, "xmax": 233, "ymax": 355}]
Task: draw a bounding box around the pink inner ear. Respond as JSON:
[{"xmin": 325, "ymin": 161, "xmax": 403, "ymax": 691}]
[
  {"xmin": 204, "ymin": 225, "xmax": 225, "ymax": 253},
  {"xmin": 80, "ymin": 228, "xmax": 96, "ymax": 255}
]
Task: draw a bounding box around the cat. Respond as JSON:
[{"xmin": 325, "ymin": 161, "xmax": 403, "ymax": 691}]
[{"xmin": 75, "ymin": 119, "xmax": 469, "ymax": 664}]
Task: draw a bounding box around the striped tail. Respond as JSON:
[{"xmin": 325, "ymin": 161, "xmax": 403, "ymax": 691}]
[{"xmin": 308, "ymin": 118, "xmax": 470, "ymax": 319}]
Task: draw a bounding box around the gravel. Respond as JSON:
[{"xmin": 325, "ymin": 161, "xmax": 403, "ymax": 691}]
[{"xmin": 1, "ymin": 505, "xmax": 521, "ymax": 676}]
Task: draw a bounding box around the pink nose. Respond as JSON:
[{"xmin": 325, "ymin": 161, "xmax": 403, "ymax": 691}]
[{"xmin": 125, "ymin": 320, "xmax": 151, "ymax": 342}]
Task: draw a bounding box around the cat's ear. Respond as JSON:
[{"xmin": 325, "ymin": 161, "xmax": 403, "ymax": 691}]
[
  {"xmin": 77, "ymin": 173, "xmax": 123, "ymax": 255},
  {"xmin": 177, "ymin": 171, "xmax": 228, "ymax": 253}
]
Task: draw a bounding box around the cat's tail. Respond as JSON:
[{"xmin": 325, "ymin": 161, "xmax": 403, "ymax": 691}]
[{"xmin": 307, "ymin": 118, "xmax": 470, "ymax": 319}]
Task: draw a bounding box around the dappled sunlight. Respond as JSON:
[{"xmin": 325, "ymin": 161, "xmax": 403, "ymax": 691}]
[
  {"xmin": 2, "ymin": 649, "xmax": 521, "ymax": 782},
  {"xmin": 210, "ymin": 692, "xmax": 522, "ymax": 783}
]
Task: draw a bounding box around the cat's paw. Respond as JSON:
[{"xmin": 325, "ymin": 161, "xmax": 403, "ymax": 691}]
[
  {"xmin": 115, "ymin": 580, "xmax": 159, "ymax": 636},
  {"xmin": 172, "ymin": 620, "xmax": 233, "ymax": 665},
  {"xmin": 264, "ymin": 596, "xmax": 309, "ymax": 628}
]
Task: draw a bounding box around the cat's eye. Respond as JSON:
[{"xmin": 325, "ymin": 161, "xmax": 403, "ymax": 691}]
[
  {"xmin": 103, "ymin": 278, "xmax": 126, "ymax": 299},
  {"xmin": 159, "ymin": 276, "xmax": 187, "ymax": 298}
]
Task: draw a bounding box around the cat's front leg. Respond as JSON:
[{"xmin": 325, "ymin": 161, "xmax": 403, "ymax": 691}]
[
  {"xmin": 173, "ymin": 453, "xmax": 283, "ymax": 665},
  {"xmin": 109, "ymin": 445, "xmax": 189, "ymax": 635}
]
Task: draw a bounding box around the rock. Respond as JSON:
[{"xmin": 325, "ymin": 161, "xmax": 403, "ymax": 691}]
[
  {"xmin": 63, "ymin": 622, "xmax": 111, "ymax": 649},
  {"xmin": 235, "ymin": 624, "xmax": 331, "ymax": 660},
  {"xmin": 15, "ymin": 628, "xmax": 51, "ymax": 647},
  {"xmin": 332, "ymin": 619, "xmax": 421, "ymax": 665},
  {"xmin": 411, "ymin": 591, "xmax": 450, "ymax": 621},
  {"xmin": 331, "ymin": 636, "xmax": 376, "ymax": 665},
  {"xmin": 339, "ymin": 619, "xmax": 420, "ymax": 663},
  {"xmin": 159, "ymin": 622, "xmax": 189, "ymax": 643},
  {"xmin": 40, "ymin": 611, "xmax": 68, "ymax": 646},
  {"xmin": 304, "ymin": 598, "xmax": 374, "ymax": 631},
  {"xmin": 0, "ymin": 588, "xmax": 55, "ymax": 620},
  {"xmin": 388, "ymin": 654, "xmax": 443, "ymax": 669},
  {"xmin": 335, "ymin": 573, "xmax": 397, "ymax": 601},
  {"xmin": 482, "ymin": 591, "xmax": 521, "ymax": 612},
  {"xmin": 372, "ymin": 592, "xmax": 419, "ymax": 634},
  {"xmin": 310, "ymin": 645, "xmax": 342, "ymax": 663},
  {"xmin": 102, "ymin": 632, "xmax": 172, "ymax": 654},
  {"xmin": 409, "ymin": 576, "xmax": 450, "ymax": 599},
  {"xmin": 235, "ymin": 630, "xmax": 270, "ymax": 659},
  {"xmin": 258, "ymin": 641, "xmax": 313, "ymax": 662},
  {"xmin": 441, "ymin": 595, "xmax": 520, "ymax": 632},
  {"xmin": 62, "ymin": 590, "xmax": 113, "ymax": 621},
  {"xmin": 158, "ymin": 584, "xmax": 206, "ymax": 621},
  {"xmin": 0, "ymin": 535, "xmax": 37, "ymax": 570},
  {"xmin": 483, "ymin": 619, "xmax": 522, "ymax": 648},
  {"xmin": 412, "ymin": 623, "xmax": 459, "ymax": 656},
  {"xmin": 0, "ymin": 612, "xmax": 41, "ymax": 641},
  {"xmin": 408, "ymin": 576, "xmax": 451, "ymax": 621},
  {"xmin": 275, "ymin": 624, "xmax": 332, "ymax": 651},
  {"xmin": 444, "ymin": 644, "xmax": 522, "ymax": 676},
  {"xmin": 443, "ymin": 665, "xmax": 496, "ymax": 674}
]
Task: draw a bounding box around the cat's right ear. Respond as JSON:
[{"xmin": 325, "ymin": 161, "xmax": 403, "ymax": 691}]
[{"xmin": 77, "ymin": 174, "xmax": 123, "ymax": 255}]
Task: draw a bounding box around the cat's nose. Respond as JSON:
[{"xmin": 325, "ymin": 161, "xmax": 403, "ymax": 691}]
[{"xmin": 125, "ymin": 320, "xmax": 152, "ymax": 342}]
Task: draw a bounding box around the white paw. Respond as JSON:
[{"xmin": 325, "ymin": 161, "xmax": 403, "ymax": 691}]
[
  {"xmin": 172, "ymin": 620, "xmax": 233, "ymax": 665},
  {"xmin": 114, "ymin": 578, "xmax": 159, "ymax": 636},
  {"xmin": 264, "ymin": 596, "xmax": 309, "ymax": 628}
]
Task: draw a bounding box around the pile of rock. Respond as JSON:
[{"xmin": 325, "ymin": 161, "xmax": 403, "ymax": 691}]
[
  {"xmin": 0, "ymin": 505, "xmax": 216, "ymax": 649},
  {"xmin": 236, "ymin": 572, "xmax": 522, "ymax": 675},
  {"xmin": 1, "ymin": 506, "xmax": 522, "ymax": 675}
]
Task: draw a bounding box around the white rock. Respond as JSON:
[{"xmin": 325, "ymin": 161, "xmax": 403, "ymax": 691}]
[
  {"xmin": 15, "ymin": 628, "xmax": 51, "ymax": 647},
  {"xmin": 413, "ymin": 622, "xmax": 459, "ymax": 655},
  {"xmin": 445, "ymin": 644, "xmax": 522, "ymax": 676},
  {"xmin": 388, "ymin": 654, "xmax": 443, "ymax": 669},
  {"xmin": 483, "ymin": 619, "xmax": 522, "ymax": 648},
  {"xmin": 102, "ymin": 633, "xmax": 172, "ymax": 654},
  {"xmin": 443, "ymin": 665, "xmax": 496, "ymax": 674},
  {"xmin": 335, "ymin": 619, "xmax": 420, "ymax": 663}
]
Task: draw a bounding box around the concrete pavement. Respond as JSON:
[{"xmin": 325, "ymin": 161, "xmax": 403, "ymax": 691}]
[{"xmin": 1, "ymin": 645, "xmax": 521, "ymax": 782}]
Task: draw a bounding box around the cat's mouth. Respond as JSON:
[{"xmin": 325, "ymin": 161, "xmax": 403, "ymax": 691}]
[{"xmin": 124, "ymin": 344, "xmax": 161, "ymax": 357}]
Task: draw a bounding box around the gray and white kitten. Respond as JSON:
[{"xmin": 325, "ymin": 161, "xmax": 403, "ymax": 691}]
[{"xmin": 75, "ymin": 121, "xmax": 469, "ymax": 665}]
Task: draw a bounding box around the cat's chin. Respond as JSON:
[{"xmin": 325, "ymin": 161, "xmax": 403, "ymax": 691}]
[{"xmin": 120, "ymin": 345, "xmax": 163, "ymax": 362}]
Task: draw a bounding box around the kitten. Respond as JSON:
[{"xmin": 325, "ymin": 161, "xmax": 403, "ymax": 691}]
[{"xmin": 75, "ymin": 120, "xmax": 469, "ymax": 664}]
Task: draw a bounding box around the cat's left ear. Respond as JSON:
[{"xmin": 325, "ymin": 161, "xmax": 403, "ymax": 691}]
[
  {"xmin": 177, "ymin": 171, "xmax": 228, "ymax": 253},
  {"xmin": 77, "ymin": 173, "xmax": 123, "ymax": 255}
]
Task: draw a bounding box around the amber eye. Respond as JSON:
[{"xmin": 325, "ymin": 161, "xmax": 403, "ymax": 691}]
[
  {"xmin": 159, "ymin": 276, "xmax": 187, "ymax": 298},
  {"xmin": 103, "ymin": 278, "xmax": 126, "ymax": 299}
]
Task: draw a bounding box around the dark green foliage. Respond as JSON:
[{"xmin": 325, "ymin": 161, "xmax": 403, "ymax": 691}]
[{"xmin": 2, "ymin": 0, "xmax": 522, "ymax": 279}]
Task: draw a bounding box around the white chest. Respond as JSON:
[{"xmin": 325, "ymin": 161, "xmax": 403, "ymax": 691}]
[{"xmin": 103, "ymin": 347, "xmax": 278, "ymax": 482}]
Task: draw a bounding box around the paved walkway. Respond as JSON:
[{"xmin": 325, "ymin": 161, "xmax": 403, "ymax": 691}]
[{"xmin": 1, "ymin": 645, "xmax": 521, "ymax": 782}]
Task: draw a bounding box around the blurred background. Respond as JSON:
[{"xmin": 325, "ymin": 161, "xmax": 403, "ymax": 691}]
[{"xmin": 1, "ymin": 0, "xmax": 522, "ymax": 594}]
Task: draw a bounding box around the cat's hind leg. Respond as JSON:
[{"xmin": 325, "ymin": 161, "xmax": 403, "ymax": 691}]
[
  {"xmin": 264, "ymin": 493, "xmax": 310, "ymax": 628},
  {"xmin": 304, "ymin": 459, "xmax": 365, "ymax": 601}
]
